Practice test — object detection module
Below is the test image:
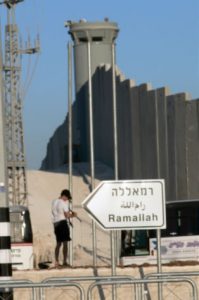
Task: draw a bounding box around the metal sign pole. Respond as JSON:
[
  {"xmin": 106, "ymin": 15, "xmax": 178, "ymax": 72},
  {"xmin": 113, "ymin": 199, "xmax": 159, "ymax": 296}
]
[
  {"xmin": 156, "ymin": 229, "xmax": 162, "ymax": 300},
  {"xmin": 87, "ymin": 40, "xmax": 97, "ymax": 267},
  {"xmin": 68, "ymin": 41, "xmax": 73, "ymax": 266},
  {"xmin": 155, "ymin": 89, "xmax": 163, "ymax": 300},
  {"xmin": 111, "ymin": 42, "xmax": 118, "ymax": 300}
]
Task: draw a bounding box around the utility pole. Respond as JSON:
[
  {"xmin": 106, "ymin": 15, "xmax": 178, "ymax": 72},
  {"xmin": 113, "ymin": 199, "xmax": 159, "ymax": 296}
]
[
  {"xmin": 0, "ymin": 10, "xmax": 12, "ymax": 299},
  {"xmin": 0, "ymin": 1, "xmax": 38, "ymax": 297},
  {"xmin": 0, "ymin": 0, "xmax": 39, "ymax": 206}
]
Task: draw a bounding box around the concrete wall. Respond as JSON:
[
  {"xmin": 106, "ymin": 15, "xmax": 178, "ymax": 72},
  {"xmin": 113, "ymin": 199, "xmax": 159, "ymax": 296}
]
[
  {"xmin": 93, "ymin": 65, "xmax": 199, "ymax": 200},
  {"xmin": 185, "ymin": 99, "xmax": 199, "ymax": 199},
  {"xmin": 40, "ymin": 65, "xmax": 199, "ymax": 201},
  {"xmin": 40, "ymin": 101, "xmax": 80, "ymax": 170}
]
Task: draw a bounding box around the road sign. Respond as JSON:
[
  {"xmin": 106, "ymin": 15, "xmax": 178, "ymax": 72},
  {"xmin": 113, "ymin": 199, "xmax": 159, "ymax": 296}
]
[{"xmin": 82, "ymin": 179, "xmax": 166, "ymax": 230}]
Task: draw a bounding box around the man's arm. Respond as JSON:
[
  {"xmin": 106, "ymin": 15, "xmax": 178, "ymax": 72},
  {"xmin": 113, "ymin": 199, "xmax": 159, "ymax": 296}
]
[{"xmin": 64, "ymin": 210, "xmax": 77, "ymax": 219}]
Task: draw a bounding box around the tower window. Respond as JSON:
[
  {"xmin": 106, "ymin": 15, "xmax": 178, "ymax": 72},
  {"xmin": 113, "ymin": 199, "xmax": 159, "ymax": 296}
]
[
  {"xmin": 79, "ymin": 37, "xmax": 88, "ymax": 42},
  {"xmin": 92, "ymin": 37, "xmax": 103, "ymax": 42}
]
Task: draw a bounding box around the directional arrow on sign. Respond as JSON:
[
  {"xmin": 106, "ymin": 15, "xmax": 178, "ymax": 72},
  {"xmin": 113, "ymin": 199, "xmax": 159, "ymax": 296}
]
[{"xmin": 82, "ymin": 179, "xmax": 166, "ymax": 230}]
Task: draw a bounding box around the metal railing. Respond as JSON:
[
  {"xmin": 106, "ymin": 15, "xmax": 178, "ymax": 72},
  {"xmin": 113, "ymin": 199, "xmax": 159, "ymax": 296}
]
[
  {"xmin": 144, "ymin": 272, "xmax": 199, "ymax": 300},
  {"xmin": 0, "ymin": 280, "xmax": 85, "ymax": 300},
  {"xmin": 87, "ymin": 277, "xmax": 198, "ymax": 300},
  {"xmin": 40, "ymin": 275, "xmax": 136, "ymax": 300},
  {"xmin": 0, "ymin": 273, "xmax": 198, "ymax": 300},
  {"xmin": 0, "ymin": 279, "xmax": 36, "ymax": 300},
  {"xmin": 145, "ymin": 271, "xmax": 199, "ymax": 280}
]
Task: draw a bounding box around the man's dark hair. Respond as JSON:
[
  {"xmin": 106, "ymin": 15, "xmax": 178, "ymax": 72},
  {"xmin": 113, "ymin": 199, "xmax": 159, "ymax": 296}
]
[{"xmin": 61, "ymin": 189, "xmax": 72, "ymax": 199}]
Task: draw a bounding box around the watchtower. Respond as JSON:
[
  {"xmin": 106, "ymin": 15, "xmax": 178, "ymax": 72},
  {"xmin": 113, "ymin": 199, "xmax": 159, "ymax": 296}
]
[{"xmin": 66, "ymin": 19, "xmax": 119, "ymax": 160}]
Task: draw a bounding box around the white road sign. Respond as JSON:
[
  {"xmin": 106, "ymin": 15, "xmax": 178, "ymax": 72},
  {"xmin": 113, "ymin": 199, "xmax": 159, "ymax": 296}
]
[{"xmin": 82, "ymin": 179, "xmax": 166, "ymax": 230}]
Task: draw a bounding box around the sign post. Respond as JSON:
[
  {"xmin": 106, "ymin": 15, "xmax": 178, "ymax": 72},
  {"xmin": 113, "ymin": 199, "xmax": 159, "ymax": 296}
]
[
  {"xmin": 83, "ymin": 179, "xmax": 166, "ymax": 300},
  {"xmin": 82, "ymin": 179, "xmax": 166, "ymax": 230},
  {"xmin": 82, "ymin": 179, "xmax": 166, "ymax": 299}
]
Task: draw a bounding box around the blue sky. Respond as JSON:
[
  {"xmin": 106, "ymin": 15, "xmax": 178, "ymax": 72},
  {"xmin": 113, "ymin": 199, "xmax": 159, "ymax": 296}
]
[{"xmin": 0, "ymin": 0, "xmax": 198, "ymax": 169}]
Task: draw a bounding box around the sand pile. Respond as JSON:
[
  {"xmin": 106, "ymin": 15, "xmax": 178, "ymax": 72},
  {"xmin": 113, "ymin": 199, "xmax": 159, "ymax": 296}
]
[{"xmin": 27, "ymin": 162, "xmax": 114, "ymax": 268}]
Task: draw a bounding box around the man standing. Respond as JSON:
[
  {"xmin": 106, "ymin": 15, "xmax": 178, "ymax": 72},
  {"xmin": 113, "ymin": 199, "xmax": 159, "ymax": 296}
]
[{"xmin": 52, "ymin": 189, "xmax": 77, "ymax": 267}]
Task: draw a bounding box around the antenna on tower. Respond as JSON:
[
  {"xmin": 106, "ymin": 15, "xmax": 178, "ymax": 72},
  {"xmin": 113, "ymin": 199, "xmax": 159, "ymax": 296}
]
[
  {"xmin": 1, "ymin": 0, "xmax": 39, "ymax": 206},
  {"xmin": 0, "ymin": 0, "xmax": 24, "ymax": 9}
]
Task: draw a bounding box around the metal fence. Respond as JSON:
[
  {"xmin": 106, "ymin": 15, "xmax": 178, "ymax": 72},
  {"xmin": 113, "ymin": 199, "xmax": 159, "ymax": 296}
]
[
  {"xmin": 0, "ymin": 273, "xmax": 198, "ymax": 300},
  {"xmin": 144, "ymin": 271, "xmax": 199, "ymax": 300}
]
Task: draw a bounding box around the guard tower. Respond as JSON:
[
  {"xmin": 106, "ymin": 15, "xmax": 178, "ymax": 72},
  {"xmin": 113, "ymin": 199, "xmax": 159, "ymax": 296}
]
[{"xmin": 67, "ymin": 19, "xmax": 119, "ymax": 160}]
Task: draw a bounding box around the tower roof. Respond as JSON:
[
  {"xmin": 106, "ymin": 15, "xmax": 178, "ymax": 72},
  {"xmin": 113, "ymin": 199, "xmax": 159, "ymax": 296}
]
[{"xmin": 66, "ymin": 19, "xmax": 119, "ymax": 43}]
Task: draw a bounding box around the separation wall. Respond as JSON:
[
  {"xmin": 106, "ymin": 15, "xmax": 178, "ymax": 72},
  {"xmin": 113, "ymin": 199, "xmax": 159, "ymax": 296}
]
[
  {"xmin": 41, "ymin": 65, "xmax": 199, "ymax": 201},
  {"xmin": 92, "ymin": 65, "xmax": 199, "ymax": 201}
]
